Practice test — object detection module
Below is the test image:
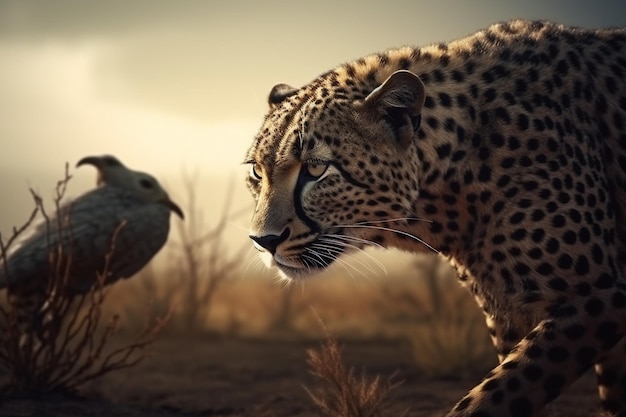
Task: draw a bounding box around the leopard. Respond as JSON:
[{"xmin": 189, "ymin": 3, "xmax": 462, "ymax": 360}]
[{"xmin": 243, "ymin": 19, "xmax": 626, "ymax": 416}]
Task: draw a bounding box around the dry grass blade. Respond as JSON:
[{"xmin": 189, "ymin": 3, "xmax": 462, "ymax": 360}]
[
  {"xmin": 0, "ymin": 164, "xmax": 170, "ymax": 396},
  {"xmin": 304, "ymin": 324, "xmax": 407, "ymax": 417}
]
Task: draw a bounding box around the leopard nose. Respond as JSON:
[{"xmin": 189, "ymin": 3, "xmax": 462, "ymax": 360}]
[{"xmin": 249, "ymin": 228, "xmax": 290, "ymax": 254}]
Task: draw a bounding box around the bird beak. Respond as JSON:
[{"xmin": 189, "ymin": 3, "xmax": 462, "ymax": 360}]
[
  {"xmin": 76, "ymin": 156, "xmax": 102, "ymax": 168},
  {"xmin": 163, "ymin": 198, "xmax": 184, "ymax": 220}
]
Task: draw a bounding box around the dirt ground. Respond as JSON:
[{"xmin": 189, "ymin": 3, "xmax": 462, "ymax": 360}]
[{"xmin": 0, "ymin": 335, "xmax": 605, "ymax": 417}]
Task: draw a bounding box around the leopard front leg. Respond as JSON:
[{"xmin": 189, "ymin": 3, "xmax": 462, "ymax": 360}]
[
  {"xmin": 446, "ymin": 292, "xmax": 626, "ymax": 417},
  {"xmin": 594, "ymin": 336, "xmax": 626, "ymax": 414},
  {"xmin": 483, "ymin": 315, "xmax": 555, "ymax": 417},
  {"xmin": 485, "ymin": 314, "xmax": 533, "ymax": 363}
]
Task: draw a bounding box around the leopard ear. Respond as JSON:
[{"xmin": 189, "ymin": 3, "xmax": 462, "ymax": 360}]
[
  {"xmin": 360, "ymin": 70, "xmax": 425, "ymax": 149},
  {"xmin": 268, "ymin": 83, "xmax": 298, "ymax": 107}
]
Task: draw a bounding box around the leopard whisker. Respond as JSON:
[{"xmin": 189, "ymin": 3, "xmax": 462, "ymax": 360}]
[
  {"xmin": 352, "ymin": 217, "xmax": 433, "ymax": 226},
  {"xmin": 305, "ymin": 241, "xmax": 342, "ymax": 263},
  {"xmin": 307, "ymin": 243, "xmax": 374, "ymax": 280},
  {"xmin": 337, "ymin": 224, "xmax": 439, "ymax": 254},
  {"xmin": 320, "ymin": 234, "xmax": 387, "ymax": 275},
  {"xmin": 300, "ymin": 253, "xmax": 317, "ymax": 271},
  {"xmin": 317, "ymin": 236, "xmax": 388, "ymax": 275},
  {"xmin": 243, "ymin": 245, "xmax": 267, "ymax": 277},
  {"xmin": 339, "ymin": 247, "xmax": 388, "ymax": 279},
  {"xmin": 302, "ymin": 247, "xmax": 359, "ymax": 280},
  {"xmin": 320, "ymin": 233, "xmax": 385, "ymax": 249}
]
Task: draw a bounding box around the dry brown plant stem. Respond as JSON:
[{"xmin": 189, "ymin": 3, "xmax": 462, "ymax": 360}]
[
  {"xmin": 168, "ymin": 172, "xmax": 246, "ymax": 332},
  {"xmin": 305, "ymin": 322, "xmax": 407, "ymax": 417}
]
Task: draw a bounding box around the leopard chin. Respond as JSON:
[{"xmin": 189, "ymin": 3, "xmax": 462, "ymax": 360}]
[
  {"xmin": 259, "ymin": 237, "xmax": 349, "ymax": 280},
  {"xmin": 259, "ymin": 253, "xmax": 328, "ymax": 280}
]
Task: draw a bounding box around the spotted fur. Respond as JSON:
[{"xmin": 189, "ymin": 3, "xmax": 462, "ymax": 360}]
[{"xmin": 245, "ymin": 20, "xmax": 626, "ymax": 416}]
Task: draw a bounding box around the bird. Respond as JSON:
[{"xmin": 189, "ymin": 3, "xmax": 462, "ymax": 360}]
[{"xmin": 0, "ymin": 155, "xmax": 184, "ymax": 341}]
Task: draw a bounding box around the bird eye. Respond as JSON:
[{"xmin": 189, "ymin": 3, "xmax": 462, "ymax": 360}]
[
  {"xmin": 250, "ymin": 164, "xmax": 262, "ymax": 180},
  {"xmin": 139, "ymin": 178, "xmax": 154, "ymax": 189},
  {"xmin": 305, "ymin": 161, "xmax": 329, "ymax": 178}
]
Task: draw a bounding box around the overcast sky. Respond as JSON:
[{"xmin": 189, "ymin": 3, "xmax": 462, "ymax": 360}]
[{"xmin": 1, "ymin": 0, "xmax": 625, "ymax": 253}]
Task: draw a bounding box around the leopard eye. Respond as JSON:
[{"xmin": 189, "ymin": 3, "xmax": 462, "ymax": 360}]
[
  {"xmin": 305, "ymin": 162, "xmax": 329, "ymax": 178},
  {"xmin": 250, "ymin": 163, "xmax": 262, "ymax": 180}
]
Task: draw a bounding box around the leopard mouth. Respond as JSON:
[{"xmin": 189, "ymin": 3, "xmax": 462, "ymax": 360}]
[
  {"xmin": 274, "ymin": 260, "xmax": 322, "ymax": 279},
  {"xmin": 272, "ymin": 235, "xmax": 349, "ymax": 279},
  {"xmin": 272, "ymin": 253, "xmax": 338, "ymax": 279}
]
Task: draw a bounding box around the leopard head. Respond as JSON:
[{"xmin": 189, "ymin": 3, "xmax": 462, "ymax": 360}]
[{"xmin": 245, "ymin": 70, "xmax": 425, "ymax": 279}]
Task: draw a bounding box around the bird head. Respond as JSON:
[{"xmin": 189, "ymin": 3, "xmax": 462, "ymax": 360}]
[
  {"xmin": 76, "ymin": 155, "xmax": 127, "ymax": 186},
  {"xmin": 77, "ymin": 155, "xmax": 184, "ymax": 219}
]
